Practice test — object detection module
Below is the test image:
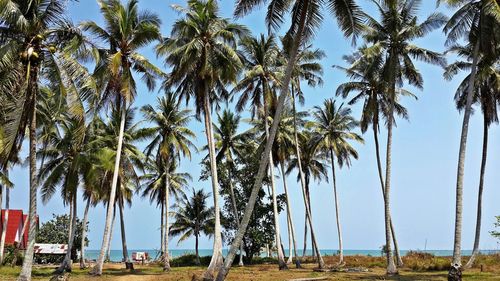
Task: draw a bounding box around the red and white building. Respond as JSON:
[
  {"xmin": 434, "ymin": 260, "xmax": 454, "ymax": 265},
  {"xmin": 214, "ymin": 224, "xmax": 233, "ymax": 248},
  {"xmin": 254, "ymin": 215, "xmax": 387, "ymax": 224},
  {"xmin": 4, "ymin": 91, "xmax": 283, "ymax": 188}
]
[{"xmin": 0, "ymin": 209, "xmax": 38, "ymax": 250}]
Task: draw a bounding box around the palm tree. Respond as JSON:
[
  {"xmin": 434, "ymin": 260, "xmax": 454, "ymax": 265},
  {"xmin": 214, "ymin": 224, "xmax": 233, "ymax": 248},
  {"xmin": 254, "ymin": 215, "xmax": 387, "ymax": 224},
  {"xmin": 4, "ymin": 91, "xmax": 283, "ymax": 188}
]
[
  {"xmin": 81, "ymin": 0, "xmax": 163, "ymax": 275},
  {"xmin": 37, "ymin": 112, "xmax": 87, "ymax": 273},
  {"xmin": 233, "ymin": 34, "xmax": 288, "ymax": 269},
  {"xmin": 359, "ymin": 0, "xmax": 446, "ymax": 274},
  {"xmin": 444, "ymin": 44, "xmax": 500, "ymax": 269},
  {"xmin": 0, "ymin": 164, "xmax": 13, "ymax": 265},
  {"xmin": 212, "ymin": 109, "xmax": 247, "ymax": 266},
  {"xmin": 141, "ymin": 93, "xmax": 195, "ymax": 270},
  {"xmin": 336, "ymin": 51, "xmax": 414, "ymax": 267},
  {"xmin": 439, "ymin": 1, "xmax": 500, "ymax": 277},
  {"xmin": 156, "ymin": 0, "xmax": 247, "ymax": 277},
  {"xmin": 312, "ymin": 99, "xmax": 363, "ymax": 265},
  {"xmin": 218, "ymin": 0, "xmax": 364, "ymax": 275},
  {"xmin": 282, "ymin": 42, "xmax": 325, "ymax": 263},
  {"xmin": 0, "ymin": 1, "xmax": 91, "ymax": 278},
  {"xmin": 170, "ymin": 188, "xmax": 215, "ymax": 265}
]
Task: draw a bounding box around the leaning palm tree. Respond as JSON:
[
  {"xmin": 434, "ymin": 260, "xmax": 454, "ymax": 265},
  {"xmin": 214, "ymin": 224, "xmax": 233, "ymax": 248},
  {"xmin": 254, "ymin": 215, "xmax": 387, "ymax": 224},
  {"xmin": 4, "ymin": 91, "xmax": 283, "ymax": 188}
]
[
  {"xmin": 359, "ymin": 0, "xmax": 447, "ymax": 274},
  {"xmin": 141, "ymin": 92, "xmax": 195, "ymax": 270},
  {"xmin": 170, "ymin": 188, "xmax": 215, "ymax": 266},
  {"xmin": 312, "ymin": 99, "xmax": 363, "ymax": 265},
  {"xmin": 81, "ymin": 0, "xmax": 163, "ymax": 275},
  {"xmin": 0, "ymin": 1, "xmax": 91, "ymax": 279},
  {"xmin": 156, "ymin": 0, "xmax": 247, "ymax": 277},
  {"xmin": 336, "ymin": 51, "xmax": 414, "ymax": 266},
  {"xmin": 444, "ymin": 43, "xmax": 500, "ymax": 269},
  {"xmin": 218, "ymin": 0, "xmax": 364, "ymax": 277},
  {"xmin": 233, "ymin": 33, "xmax": 288, "ymax": 269},
  {"xmin": 212, "ymin": 109, "xmax": 247, "ymax": 266},
  {"xmin": 439, "ymin": 1, "xmax": 500, "ymax": 277}
]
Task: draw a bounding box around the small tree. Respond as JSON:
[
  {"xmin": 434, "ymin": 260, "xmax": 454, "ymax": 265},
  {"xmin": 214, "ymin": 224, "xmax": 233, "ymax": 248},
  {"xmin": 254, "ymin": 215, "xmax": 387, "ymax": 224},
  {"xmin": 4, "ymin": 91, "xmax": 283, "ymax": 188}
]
[
  {"xmin": 37, "ymin": 214, "xmax": 89, "ymax": 262},
  {"xmin": 491, "ymin": 216, "xmax": 500, "ymax": 240}
]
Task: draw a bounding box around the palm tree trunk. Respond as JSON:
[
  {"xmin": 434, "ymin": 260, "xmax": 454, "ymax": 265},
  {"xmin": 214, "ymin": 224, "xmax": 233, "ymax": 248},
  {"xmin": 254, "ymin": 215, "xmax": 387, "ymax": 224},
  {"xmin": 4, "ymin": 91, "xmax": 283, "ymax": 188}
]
[
  {"xmin": 465, "ymin": 111, "xmax": 489, "ymax": 269},
  {"xmin": 0, "ymin": 178, "xmax": 10, "ymax": 265},
  {"xmin": 91, "ymin": 106, "xmax": 127, "ymax": 275},
  {"xmin": 160, "ymin": 200, "xmax": 165, "ymax": 262},
  {"xmin": 329, "ymin": 150, "xmax": 344, "ymax": 265},
  {"xmin": 118, "ymin": 199, "xmax": 129, "ymax": 263},
  {"xmin": 195, "ymin": 234, "xmax": 200, "ymax": 265},
  {"xmin": 163, "ymin": 162, "xmax": 171, "ymax": 271},
  {"xmin": 202, "ymin": 92, "xmax": 224, "ymax": 280},
  {"xmin": 302, "ymin": 212, "xmax": 308, "ymax": 258},
  {"xmin": 286, "ymin": 213, "xmax": 292, "ymax": 264},
  {"xmin": 373, "ymin": 124, "xmax": 403, "ymax": 267},
  {"xmin": 280, "ymin": 162, "xmax": 301, "ymax": 268},
  {"xmin": 449, "ymin": 42, "xmax": 480, "ymax": 281},
  {"xmin": 262, "ymin": 88, "xmax": 287, "ymax": 270},
  {"xmin": 11, "ymin": 209, "xmax": 29, "ymax": 267},
  {"xmin": 80, "ymin": 195, "xmax": 91, "ymax": 269},
  {"xmin": 215, "ymin": 3, "xmax": 318, "ymax": 279},
  {"xmin": 57, "ymin": 192, "xmax": 78, "ymax": 273},
  {"xmin": 18, "ymin": 71, "xmax": 39, "ymax": 281},
  {"xmin": 228, "ymin": 168, "xmax": 244, "ymax": 266},
  {"xmin": 106, "ymin": 204, "xmax": 116, "ymax": 262}
]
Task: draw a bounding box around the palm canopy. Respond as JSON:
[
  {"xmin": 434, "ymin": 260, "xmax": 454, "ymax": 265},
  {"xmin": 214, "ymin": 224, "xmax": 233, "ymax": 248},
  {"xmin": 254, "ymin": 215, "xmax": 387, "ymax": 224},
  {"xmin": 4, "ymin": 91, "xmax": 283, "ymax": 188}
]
[
  {"xmin": 312, "ymin": 99, "xmax": 363, "ymax": 168},
  {"xmin": 169, "ymin": 188, "xmax": 215, "ymax": 244},
  {"xmin": 157, "ymin": 0, "xmax": 249, "ymax": 117},
  {"xmin": 140, "ymin": 156, "xmax": 192, "ymax": 207},
  {"xmin": 232, "ymin": 33, "xmax": 282, "ymax": 119},
  {"xmin": 440, "ymin": 0, "xmax": 500, "ymax": 58},
  {"xmin": 141, "ymin": 92, "xmax": 196, "ymax": 163},
  {"xmin": 336, "ymin": 51, "xmax": 417, "ymax": 132},
  {"xmin": 0, "ymin": 0, "xmax": 93, "ymax": 166},
  {"xmin": 360, "ymin": 0, "xmax": 447, "ymax": 91},
  {"xmin": 444, "ymin": 44, "xmax": 500, "ymax": 126},
  {"xmin": 81, "ymin": 0, "xmax": 163, "ymax": 109},
  {"xmin": 234, "ymin": 0, "xmax": 364, "ymax": 42},
  {"xmin": 212, "ymin": 109, "xmax": 247, "ymax": 164}
]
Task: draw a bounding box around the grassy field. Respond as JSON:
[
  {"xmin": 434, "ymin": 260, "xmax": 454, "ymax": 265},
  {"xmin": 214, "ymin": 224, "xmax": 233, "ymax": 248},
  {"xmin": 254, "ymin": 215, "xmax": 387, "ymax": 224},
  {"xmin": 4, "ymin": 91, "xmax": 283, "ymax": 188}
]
[{"xmin": 1, "ymin": 255, "xmax": 499, "ymax": 280}]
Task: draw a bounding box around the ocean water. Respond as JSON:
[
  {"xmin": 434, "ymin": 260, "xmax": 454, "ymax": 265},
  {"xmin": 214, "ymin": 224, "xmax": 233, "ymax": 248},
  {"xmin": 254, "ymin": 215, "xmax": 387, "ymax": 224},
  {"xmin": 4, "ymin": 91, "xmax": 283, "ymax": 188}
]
[{"xmin": 84, "ymin": 249, "xmax": 499, "ymax": 262}]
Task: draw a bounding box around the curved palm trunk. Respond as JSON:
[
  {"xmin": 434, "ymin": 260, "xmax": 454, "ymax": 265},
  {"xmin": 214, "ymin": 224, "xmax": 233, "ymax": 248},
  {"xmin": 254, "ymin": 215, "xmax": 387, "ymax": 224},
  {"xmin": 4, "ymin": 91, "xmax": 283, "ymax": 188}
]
[
  {"xmin": 18, "ymin": 71, "xmax": 39, "ymax": 281},
  {"xmin": 372, "ymin": 124, "xmax": 403, "ymax": 267},
  {"xmin": 280, "ymin": 162, "xmax": 301, "ymax": 268},
  {"xmin": 80, "ymin": 196, "xmax": 91, "ymax": 269},
  {"xmin": 215, "ymin": 3, "xmax": 320, "ymax": 279},
  {"xmin": 465, "ymin": 112, "xmax": 489, "ymax": 268},
  {"xmin": 119, "ymin": 199, "xmax": 129, "ymax": 263},
  {"xmin": 0, "ymin": 181, "xmax": 10, "ymax": 265},
  {"xmin": 106, "ymin": 204, "xmax": 117, "ymax": 262},
  {"xmin": 202, "ymin": 93, "xmax": 224, "ymax": 280},
  {"xmin": 329, "ymin": 150, "xmax": 344, "ymax": 265},
  {"xmin": 449, "ymin": 42, "xmax": 480, "ymax": 281},
  {"xmin": 302, "ymin": 212, "xmax": 308, "ymax": 258},
  {"xmin": 262, "ymin": 93, "xmax": 287, "ymax": 270},
  {"xmin": 228, "ymin": 169, "xmax": 244, "ymax": 266},
  {"xmin": 57, "ymin": 192, "xmax": 78, "ymax": 273},
  {"xmin": 163, "ymin": 164, "xmax": 171, "ymax": 271},
  {"xmin": 91, "ymin": 106, "xmax": 127, "ymax": 275}
]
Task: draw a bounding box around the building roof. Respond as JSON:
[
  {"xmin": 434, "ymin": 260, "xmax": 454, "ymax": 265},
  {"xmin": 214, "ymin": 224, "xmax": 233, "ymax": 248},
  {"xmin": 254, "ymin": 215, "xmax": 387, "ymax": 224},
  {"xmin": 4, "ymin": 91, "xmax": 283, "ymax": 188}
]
[{"xmin": 0, "ymin": 209, "xmax": 38, "ymax": 250}]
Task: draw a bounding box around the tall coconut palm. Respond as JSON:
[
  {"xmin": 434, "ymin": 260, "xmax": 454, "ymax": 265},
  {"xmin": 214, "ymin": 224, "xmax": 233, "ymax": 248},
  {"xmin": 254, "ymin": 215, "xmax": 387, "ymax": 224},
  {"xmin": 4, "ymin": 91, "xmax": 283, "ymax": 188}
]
[
  {"xmin": 282, "ymin": 42, "xmax": 325, "ymax": 263},
  {"xmin": 156, "ymin": 0, "xmax": 247, "ymax": 277},
  {"xmin": 141, "ymin": 93, "xmax": 195, "ymax": 270},
  {"xmin": 439, "ymin": 1, "xmax": 500, "ymax": 277},
  {"xmin": 312, "ymin": 99, "xmax": 363, "ymax": 265},
  {"xmin": 359, "ymin": 0, "xmax": 447, "ymax": 274},
  {"xmin": 444, "ymin": 43, "xmax": 500, "ymax": 269},
  {"xmin": 233, "ymin": 33, "xmax": 288, "ymax": 269},
  {"xmin": 218, "ymin": 0, "xmax": 364, "ymax": 274},
  {"xmin": 81, "ymin": 0, "xmax": 163, "ymax": 275},
  {"xmin": 170, "ymin": 188, "xmax": 215, "ymax": 266},
  {"xmin": 336, "ymin": 51, "xmax": 414, "ymax": 266},
  {"xmin": 212, "ymin": 109, "xmax": 247, "ymax": 266},
  {"xmin": 37, "ymin": 112, "xmax": 87, "ymax": 273},
  {"xmin": 0, "ymin": 1, "xmax": 91, "ymax": 278}
]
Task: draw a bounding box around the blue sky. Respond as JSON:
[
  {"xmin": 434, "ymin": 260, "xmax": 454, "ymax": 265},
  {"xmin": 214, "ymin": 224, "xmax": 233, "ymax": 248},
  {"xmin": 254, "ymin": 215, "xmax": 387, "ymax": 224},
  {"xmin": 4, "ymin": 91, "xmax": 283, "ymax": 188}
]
[{"xmin": 7, "ymin": 0, "xmax": 500, "ymax": 252}]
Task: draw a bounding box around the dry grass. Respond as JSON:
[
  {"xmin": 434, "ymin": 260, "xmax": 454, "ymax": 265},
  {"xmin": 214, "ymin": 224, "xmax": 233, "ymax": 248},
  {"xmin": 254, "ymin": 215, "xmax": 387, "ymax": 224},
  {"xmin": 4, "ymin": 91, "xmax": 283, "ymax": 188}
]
[{"xmin": 1, "ymin": 254, "xmax": 499, "ymax": 281}]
